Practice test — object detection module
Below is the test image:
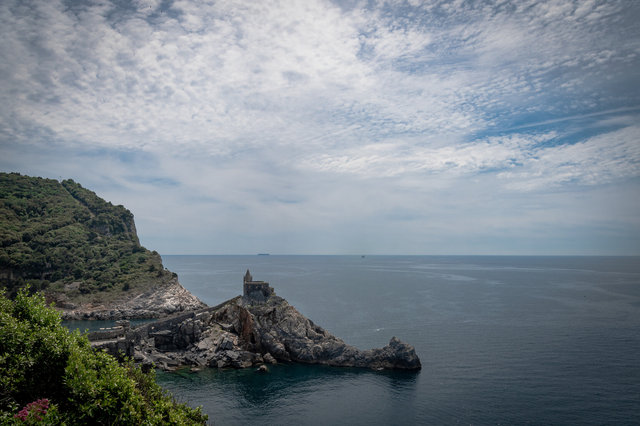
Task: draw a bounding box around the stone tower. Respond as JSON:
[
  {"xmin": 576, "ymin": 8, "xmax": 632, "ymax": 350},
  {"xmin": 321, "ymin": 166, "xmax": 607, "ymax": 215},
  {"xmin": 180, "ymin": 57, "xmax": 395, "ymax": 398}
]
[{"xmin": 243, "ymin": 269, "xmax": 274, "ymax": 302}]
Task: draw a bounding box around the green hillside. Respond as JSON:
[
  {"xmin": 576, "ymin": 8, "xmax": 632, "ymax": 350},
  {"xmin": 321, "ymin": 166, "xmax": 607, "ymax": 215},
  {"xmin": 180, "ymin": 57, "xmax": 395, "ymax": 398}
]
[{"xmin": 0, "ymin": 172, "xmax": 174, "ymax": 301}]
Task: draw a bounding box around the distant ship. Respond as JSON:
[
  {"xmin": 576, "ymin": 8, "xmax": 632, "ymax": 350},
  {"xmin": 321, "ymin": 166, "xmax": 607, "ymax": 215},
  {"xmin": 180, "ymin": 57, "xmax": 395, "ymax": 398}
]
[{"xmin": 257, "ymin": 253, "xmax": 270, "ymax": 256}]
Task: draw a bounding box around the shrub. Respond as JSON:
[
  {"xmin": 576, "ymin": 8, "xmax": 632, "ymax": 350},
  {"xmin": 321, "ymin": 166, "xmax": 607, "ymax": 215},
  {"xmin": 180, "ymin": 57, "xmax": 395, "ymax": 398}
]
[{"xmin": 0, "ymin": 288, "xmax": 208, "ymax": 425}]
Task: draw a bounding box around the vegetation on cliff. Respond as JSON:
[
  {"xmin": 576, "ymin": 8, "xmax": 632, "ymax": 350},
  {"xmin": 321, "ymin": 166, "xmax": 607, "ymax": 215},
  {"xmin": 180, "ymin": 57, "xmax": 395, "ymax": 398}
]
[
  {"xmin": 0, "ymin": 172, "xmax": 175, "ymax": 302},
  {"xmin": 0, "ymin": 288, "xmax": 207, "ymax": 424}
]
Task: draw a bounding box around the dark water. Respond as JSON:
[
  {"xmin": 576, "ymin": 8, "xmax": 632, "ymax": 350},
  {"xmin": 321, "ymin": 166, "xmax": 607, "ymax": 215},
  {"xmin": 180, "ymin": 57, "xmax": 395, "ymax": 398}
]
[{"xmin": 152, "ymin": 256, "xmax": 640, "ymax": 425}]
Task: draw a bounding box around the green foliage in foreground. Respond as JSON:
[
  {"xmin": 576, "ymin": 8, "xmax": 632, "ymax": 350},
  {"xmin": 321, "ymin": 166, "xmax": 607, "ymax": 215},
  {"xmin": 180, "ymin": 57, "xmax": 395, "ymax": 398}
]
[
  {"xmin": 0, "ymin": 289, "xmax": 208, "ymax": 425},
  {"xmin": 0, "ymin": 172, "xmax": 175, "ymax": 301}
]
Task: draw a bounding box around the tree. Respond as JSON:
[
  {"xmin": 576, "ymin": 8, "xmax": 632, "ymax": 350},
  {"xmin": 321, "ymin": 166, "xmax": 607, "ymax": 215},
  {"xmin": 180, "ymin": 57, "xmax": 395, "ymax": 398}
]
[{"xmin": 0, "ymin": 288, "xmax": 208, "ymax": 425}]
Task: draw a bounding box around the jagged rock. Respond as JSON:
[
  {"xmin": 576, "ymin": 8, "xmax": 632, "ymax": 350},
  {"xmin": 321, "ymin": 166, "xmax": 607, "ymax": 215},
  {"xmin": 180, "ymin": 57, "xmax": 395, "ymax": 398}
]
[
  {"xmin": 79, "ymin": 269, "xmax": 421, "ymax": 371},
  {"xmin": 263, "ymin": 353, "xmax": 277, "ymax": 364},
  {"xmin": 100, "ymin": 294, "xmax": 420, "ymax": 371},
  {"xmin": 217, "ymin": 336, "xmax": 235, "ymax": 351}
]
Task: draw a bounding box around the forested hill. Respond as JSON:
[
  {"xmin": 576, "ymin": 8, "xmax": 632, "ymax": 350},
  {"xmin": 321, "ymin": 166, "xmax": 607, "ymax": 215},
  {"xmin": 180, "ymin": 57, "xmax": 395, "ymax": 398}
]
[{"xmin": 0, "ymin": 172, "xmax": 174, "ymax": 299}]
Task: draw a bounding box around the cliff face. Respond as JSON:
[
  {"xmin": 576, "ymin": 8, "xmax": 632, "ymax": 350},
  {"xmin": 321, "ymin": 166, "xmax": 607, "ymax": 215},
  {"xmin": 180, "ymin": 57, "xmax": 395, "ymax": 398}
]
[
  {"xmin": 0, "ymin": 172, "xmax": 205, "ymax": 319},
  {"xmin": 121, "ymin": 295, "xmax": 421, "ymax": 371}
]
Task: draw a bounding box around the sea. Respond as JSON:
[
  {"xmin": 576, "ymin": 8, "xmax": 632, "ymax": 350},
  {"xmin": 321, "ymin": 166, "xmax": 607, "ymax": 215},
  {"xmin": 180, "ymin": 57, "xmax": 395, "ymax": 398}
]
[{"xmin": 78, "ymin": 255, "xmax": 640, "ymax": 425}]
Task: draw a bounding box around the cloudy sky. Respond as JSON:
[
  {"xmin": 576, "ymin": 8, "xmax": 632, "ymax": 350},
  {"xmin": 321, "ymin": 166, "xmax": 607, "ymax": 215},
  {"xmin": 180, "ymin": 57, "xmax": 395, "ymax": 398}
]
[{"xmin": 1, "ymin": 0, "xmax": 639, "ymax": 255}]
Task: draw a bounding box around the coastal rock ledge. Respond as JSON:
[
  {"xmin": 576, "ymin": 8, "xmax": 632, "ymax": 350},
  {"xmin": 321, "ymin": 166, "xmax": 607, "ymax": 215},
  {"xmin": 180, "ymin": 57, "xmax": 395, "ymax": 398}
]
[
  {"xmin": 58, "ymin": 277, "xmax": 207, "ymax": 320},
  {"xmin": 101, "ymin": 294, "xmax": 421, "ymax": 371}
]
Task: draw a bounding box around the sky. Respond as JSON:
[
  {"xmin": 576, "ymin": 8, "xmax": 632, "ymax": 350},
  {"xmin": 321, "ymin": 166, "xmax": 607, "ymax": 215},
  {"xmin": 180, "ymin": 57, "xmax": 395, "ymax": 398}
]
[{"xmin": 1, "ymin": 0, "xmax": 639, "ymax": 255}]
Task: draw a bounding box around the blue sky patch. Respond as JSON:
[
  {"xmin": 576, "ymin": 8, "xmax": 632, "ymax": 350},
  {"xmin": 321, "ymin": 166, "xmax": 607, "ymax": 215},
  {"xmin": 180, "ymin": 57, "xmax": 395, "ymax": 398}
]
[{"xmin": 1, "ymin": 0, "xmax": 639, "ymax": 254}]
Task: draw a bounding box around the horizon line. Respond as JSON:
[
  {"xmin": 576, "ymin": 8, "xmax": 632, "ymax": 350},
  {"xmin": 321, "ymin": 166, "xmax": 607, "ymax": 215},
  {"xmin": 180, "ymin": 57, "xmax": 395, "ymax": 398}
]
[{"xmin": 159, "ymin": 253, "xmax": 640, "ymax": 257}]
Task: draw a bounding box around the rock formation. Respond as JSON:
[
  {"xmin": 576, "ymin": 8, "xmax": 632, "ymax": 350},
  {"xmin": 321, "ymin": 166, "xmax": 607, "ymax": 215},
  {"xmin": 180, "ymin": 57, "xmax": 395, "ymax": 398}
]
[
  {"xmin": 58, "ymin": 277, "xmax": 206, "ymax": 320},
  {"xmin": 111, "ymin": 294, "xmax": 421, "ymax": 371}
]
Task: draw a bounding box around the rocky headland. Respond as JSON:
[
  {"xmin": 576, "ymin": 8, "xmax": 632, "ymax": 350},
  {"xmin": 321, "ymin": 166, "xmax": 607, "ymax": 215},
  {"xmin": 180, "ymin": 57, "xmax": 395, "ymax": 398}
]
[
  {"xmin": 0, "ymin": 174, "xmax": 420, "ymax": 371},
  {"xmin": 92, "ymin": 283, "xmax": 421, "ymax": 372},
  {"xmin": 0, "ymin": 173, "xmax": 207, "ymax": 320}
]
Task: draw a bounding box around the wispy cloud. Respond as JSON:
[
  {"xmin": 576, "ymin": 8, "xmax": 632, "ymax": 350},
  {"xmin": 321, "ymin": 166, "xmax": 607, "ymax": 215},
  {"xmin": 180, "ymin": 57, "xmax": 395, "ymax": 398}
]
[
  {"xmin": 498, "ymin": 125, "xmax": 640, "ymax": 190},
  {"xmin": 299, "ymin": 123, "xmax": 640, "ymax": 191},
  {"xmin": 1, "ymin": 0, "xmax": 639, "ymax": 254}
]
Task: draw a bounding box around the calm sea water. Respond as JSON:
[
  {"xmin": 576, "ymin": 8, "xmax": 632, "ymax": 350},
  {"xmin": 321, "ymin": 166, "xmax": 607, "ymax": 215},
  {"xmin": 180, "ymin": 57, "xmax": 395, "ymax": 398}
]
[{"xmin": 153, "ymin": 256, "xmax": 639, "ymax": 425}]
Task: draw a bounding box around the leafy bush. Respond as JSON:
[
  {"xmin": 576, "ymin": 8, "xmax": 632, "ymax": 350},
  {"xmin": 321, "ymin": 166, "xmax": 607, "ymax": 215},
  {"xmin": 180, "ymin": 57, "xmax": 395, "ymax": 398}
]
[{"xmin": 0, "ymin": 288, "xmax": 208, "ymax": 425}]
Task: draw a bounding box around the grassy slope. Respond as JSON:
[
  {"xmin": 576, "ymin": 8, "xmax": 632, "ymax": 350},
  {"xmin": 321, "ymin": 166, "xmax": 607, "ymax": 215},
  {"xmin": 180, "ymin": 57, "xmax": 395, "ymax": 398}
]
[{"xmin": 0, "ymin": 172, "xmax": 174, "ymax": 304}]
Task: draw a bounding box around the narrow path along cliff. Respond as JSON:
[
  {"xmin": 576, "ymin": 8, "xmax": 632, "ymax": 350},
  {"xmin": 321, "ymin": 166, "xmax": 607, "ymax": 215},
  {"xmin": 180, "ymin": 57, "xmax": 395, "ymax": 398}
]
[{"xmin": 91, "ymin": 270, "xmax": 421, "ymax": 371}]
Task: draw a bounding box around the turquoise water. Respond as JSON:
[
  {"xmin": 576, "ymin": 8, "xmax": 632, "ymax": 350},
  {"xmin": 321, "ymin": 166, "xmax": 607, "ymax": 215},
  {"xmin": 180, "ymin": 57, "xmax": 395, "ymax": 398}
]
[{"xmin": 155, "ymin": 256, "xmax": 639, "ymax": 425}]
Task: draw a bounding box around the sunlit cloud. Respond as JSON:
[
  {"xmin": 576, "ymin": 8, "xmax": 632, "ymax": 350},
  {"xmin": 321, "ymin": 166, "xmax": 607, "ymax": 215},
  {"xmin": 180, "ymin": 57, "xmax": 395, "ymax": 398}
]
[{"xmin": 1, "ymin": 0, "xmax": 639, "ymax": 254}]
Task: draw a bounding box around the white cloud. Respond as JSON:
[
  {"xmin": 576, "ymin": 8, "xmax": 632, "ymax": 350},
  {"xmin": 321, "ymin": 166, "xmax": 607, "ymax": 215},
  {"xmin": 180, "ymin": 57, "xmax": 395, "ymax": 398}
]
[
  {"xmin": 297, "ymin": 123, "xmax": 640, "ymax": 195},
  {"xmin": 1, "ymin": 0, "xmax": 639, "ymax": 254},
  {"xmin": 498, "ymin": 125, "xmax": 640, "ymax": 190},
  {"xmin": 0, "ymin": 0, "xmax": 630, "ymax": 153},
  {"xmin": 298, "ymin": 132, "xmax": 552, "ymax": 177}
]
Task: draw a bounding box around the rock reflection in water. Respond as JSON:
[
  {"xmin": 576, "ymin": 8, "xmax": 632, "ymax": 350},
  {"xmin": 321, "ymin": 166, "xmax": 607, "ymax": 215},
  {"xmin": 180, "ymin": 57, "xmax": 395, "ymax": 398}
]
[{"xmin": 157, "ymin": 364, "xmax": 420, "ymax": 425}]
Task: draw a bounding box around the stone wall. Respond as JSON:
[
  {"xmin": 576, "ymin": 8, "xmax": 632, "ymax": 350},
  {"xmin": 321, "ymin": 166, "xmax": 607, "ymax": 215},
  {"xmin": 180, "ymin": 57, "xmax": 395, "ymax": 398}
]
[{"xmin": 243, "ymin": 281, "xmax": 273, "ymax": 301}]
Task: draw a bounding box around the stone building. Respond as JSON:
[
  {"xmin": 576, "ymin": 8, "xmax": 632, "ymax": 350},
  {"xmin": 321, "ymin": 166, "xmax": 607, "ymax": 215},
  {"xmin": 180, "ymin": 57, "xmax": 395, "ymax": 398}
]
[{"xmin": 243, "ymin": 269, "xmax": 274, "ymax": 302}]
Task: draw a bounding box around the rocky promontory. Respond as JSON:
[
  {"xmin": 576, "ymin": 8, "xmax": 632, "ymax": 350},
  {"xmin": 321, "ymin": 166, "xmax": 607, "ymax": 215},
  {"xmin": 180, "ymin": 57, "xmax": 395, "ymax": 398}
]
[
  {"xmin": 2, "ymin": 174, "xmax": 421, "ymax": 371},
  {"xmin": 98, "ymin": 291, "xmax": 421, "ymax": 371}
]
